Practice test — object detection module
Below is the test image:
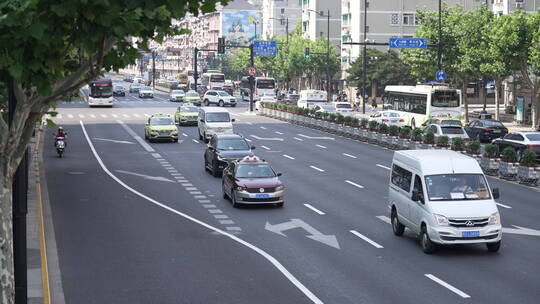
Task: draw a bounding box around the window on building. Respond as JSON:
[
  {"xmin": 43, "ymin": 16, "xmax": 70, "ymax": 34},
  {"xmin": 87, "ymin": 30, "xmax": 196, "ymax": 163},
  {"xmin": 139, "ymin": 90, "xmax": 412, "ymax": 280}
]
[
  {"xmin": 303, "ymin": 21, "xmax": 308, "ymax": 32},
  {"xmin": 403, "ymin": 13, "xmax": 414, "ymax": 25},
  {"xmin": 320, "ymin": 31, "xmax": 324, "ymax": 37},
  {"xmin": 281, "ymin": 8, "xmax": 285, "ymax": 14},
  {"xmin": 390, "ymin": 13, "xmax": 399, "ymax": 25}
]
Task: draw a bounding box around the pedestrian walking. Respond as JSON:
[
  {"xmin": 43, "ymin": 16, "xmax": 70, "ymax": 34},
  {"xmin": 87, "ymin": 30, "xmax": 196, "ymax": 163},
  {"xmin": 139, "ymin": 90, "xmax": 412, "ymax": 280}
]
[{"xmin": 371, "ymin": 98, "xmax": 378, "ymax": 112}]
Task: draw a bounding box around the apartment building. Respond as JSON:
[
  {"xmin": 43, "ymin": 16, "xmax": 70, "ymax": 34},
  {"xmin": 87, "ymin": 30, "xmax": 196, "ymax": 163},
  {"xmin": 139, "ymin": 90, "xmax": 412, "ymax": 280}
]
[
  {"xmin": 301, "ymin": 0, "xmax": 342, "ymax": 48},
  {"xmin": 492, "ymin": 0, "xmax": 540, "ymax": 14},
  {"xmin": 261, "ymin": 0, "xmax": 302, "ymax": 39}
]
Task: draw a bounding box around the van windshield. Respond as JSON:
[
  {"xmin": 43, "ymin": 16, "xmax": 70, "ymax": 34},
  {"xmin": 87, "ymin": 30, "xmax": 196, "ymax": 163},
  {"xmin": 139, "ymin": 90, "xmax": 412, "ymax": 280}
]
[
  {"xmin": 206, "ymin": 113, "xmax": 230, "ymax": 122},
  {"xmin": 425, "ymin": 174, "xmax": 491, "ymax": 201}
]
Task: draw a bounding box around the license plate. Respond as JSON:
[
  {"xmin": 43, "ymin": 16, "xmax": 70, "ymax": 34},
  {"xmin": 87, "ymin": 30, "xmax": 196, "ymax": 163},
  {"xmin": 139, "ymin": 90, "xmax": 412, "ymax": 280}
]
[
  {"xmin": 255, "ymin": 194, "xmax": 270, "ymax": 198},
  {"xmin": 493, "ymin": 130, "xmax": 501, "ymax": 133},
  {"xmin": 390, "ymin": 120, "xmax": 397, "ymax": 123},
  {"xmin": 462, "ymin": 231, "xmax": 480, "ymax": 237}
]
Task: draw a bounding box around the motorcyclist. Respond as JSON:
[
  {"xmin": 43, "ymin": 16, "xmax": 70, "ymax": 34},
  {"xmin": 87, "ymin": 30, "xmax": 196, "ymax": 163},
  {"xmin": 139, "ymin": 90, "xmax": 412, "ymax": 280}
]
[{"xmin": 54, "ymin": 126, "xmax": 67, "ymax": 147}]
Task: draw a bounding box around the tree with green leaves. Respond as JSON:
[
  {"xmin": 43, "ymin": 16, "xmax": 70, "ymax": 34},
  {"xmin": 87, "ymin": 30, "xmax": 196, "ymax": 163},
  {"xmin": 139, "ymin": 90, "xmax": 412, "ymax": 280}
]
[{"xmin": 0, "ymin": 0, "xmax": 227, "ymax": 302}]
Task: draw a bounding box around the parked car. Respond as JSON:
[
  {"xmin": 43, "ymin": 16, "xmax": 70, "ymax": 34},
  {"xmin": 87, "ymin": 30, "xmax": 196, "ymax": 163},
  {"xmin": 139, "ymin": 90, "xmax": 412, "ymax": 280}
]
[
  {"xmin": 313, "ymin": 104, "xmax": 337, "ymax": 113},
  {"xmin": 389, "ymin": 150, "xmax": 501, "ymax": 253},
  {"xmin": 419, "ymin": 118, "xmax": 462, "ymax": 131},
  {"xmin": 492, "ymin": 132, "xmax": 540, "ymax": 162},
  {"xmin": 184, "ymin": 90, "xmax": 202, "ymax": 106},
  {"xmin": 369, "ymin": 111, "xmax": 405, "ymax": 127},
  {"xmin": 202, "ymin": 90, "xmax": 237, "ymax": 107},
  {"xmin": 138, "ymin": 86, "xmax": 154, "ymax": 98},
  {"xmin": 256, "ymin": 95, "xmax": 278, "ymax": 111},
  {"xmin": 283, "ymin": 94, "xmax": 300, "ymax": 105},
  {"xmin": 222, "ymin": 154, "xmax": 284, "ymax": 207},
  {"xmin": 204, "ymin": 134, "xmax": 254, "ymax": 177},
  {"xmin": 464, "ymin": 119, "xmax": 508, "ymax": 143},
  {"xmin": 333, "ymin": 102, "xmax": 354, "ymax": 113},
  {"xmin": 113, "ymin": 86, "xmax": 126, "ymax": 97},
  {"xmin": 169, "ymin": 90, "xmax": 185, "ymax": 102},
  {"xmin": 129, "ymin": 82, "xmax": 142, "ymax": 93},
  {"xmin": 424, "ymin": 124, "xmax": 469, "ymax": 140}
]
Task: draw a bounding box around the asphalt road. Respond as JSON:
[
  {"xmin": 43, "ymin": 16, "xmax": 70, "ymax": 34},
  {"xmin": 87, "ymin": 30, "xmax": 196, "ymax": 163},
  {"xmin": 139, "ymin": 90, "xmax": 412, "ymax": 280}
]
[{"xmin": 43, "ymin": 80, "xmax": 540, "ymax": 304}]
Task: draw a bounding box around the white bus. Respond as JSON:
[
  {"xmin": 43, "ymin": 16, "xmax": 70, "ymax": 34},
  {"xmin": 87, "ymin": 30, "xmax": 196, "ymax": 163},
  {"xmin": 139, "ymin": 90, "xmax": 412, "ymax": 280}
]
[
  {"xmin": 254, "ymin": 77, "xmax": 275, "ymax": 100},
  {"xmin": 383, "ymin": 84, "xmax": 462, "ymax": 128},
  {"xmin": 88, "ymin": 78, "xmax": 114, "ymax": 107},
  {"xmin": 297, "ymin": 90, "xmax": 327, "ymax": 108},
  {"xmin": 201, "ymin": 72, "xmax": 225, "ymax": 90}
]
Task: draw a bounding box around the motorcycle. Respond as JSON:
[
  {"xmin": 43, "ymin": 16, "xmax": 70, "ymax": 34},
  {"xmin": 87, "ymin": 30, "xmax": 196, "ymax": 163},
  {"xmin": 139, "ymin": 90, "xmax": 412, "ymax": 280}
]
[{"xmin": 55, "ymin": 137, "xmax": 66, "ymax": 157}]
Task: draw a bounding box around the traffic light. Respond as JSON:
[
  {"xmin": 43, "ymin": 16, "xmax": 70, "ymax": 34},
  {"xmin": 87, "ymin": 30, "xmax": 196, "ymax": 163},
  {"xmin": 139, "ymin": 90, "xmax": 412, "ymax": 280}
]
[
  {"xmin": 218, "ymin": 37, "xmax": 225, "ymax": 56},
  {"xmin": 304, "ymin": 47, "xmax": 310, "ymax": 58}
]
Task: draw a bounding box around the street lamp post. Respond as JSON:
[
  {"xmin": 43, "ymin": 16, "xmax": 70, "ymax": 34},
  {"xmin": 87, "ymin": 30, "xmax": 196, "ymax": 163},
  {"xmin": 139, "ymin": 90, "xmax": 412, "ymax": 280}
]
[
  {"xmin": 438, "ymin": 0, "xmax": 442, "ymax": 71},
  {"xmin": 362, "ymin": 0, "xmax": 367, "ymax": 114}
]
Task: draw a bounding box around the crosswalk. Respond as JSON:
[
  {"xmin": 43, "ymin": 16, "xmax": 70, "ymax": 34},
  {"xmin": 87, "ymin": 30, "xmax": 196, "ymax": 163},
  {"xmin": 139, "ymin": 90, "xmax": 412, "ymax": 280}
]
[
  {"xmin": 47, "ymin": 112, "xmax": 166, "ymax": 121},
  {"xmin": 60, "ymin": 99, "xmax": 173, "ymax": 105}
]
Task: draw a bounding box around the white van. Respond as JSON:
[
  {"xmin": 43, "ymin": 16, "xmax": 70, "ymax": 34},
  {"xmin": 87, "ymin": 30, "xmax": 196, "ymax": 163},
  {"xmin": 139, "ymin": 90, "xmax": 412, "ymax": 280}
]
[
  {"xmin": 297, "ymin": 90, "xmax": 327, "ymax": 108},
  {"xmin": 198, "ymin": 107, "xmax": 235, "ymax": 143},
  {"xmin": 388, "ymin": 150, "xmax": 502, "ymax": 253}
]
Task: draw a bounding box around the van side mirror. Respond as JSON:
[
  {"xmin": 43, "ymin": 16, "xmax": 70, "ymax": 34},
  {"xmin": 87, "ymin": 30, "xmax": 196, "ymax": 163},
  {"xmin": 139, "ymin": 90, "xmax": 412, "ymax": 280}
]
[
  {"xmin": 251, "ymin": 145, "xmax": 256, "ymax": 150},
  {"xmin": 276, "ymin": 173, "xmax": 282, "ymax": 177},
  {"xmin": 231, "ymin": 118, "xmax": 236, "ymax": 122},
  {"xmin": 200, "ymin": 119, "xmax": 204, "ymax": 123},
  {"xmin": 491, "ymin": 188, "xmax": 500, "ymax": 199},
  {"xmin": 411, "ymin": 190, "xmax": 424, "ymax": 204}
]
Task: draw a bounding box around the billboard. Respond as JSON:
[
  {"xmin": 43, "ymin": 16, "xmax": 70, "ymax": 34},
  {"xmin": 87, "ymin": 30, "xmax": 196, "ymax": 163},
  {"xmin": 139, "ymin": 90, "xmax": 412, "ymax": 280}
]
[{"xmin": 221, "ymin": 10, "xmax": 261, "ymax": 46}]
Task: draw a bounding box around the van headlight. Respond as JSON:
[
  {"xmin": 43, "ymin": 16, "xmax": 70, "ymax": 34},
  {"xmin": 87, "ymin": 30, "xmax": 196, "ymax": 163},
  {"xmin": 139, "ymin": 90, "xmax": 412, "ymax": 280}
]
[
  {"xmin": 488, "ymin": 212, "xmax": 500, "ymax": 225},
  {"xmin": 434, "ymin": 214, "xmax": 449, "ymax": 226}
]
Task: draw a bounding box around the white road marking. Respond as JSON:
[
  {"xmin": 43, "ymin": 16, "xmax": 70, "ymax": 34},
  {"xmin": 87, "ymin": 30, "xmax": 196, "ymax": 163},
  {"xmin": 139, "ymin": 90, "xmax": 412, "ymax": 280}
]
[
  {"xmin": 220, "ymin": 220, "xmax": 235, "ymax": 225},
  {"xmin": 283, "ymin": 154, "xmax": 295, "ymax": 160},
  {"xmin": 293, "ymin": 137, "xmax": 303, "ymax": 141},
  {"xmin": 496, "ymin": 202, "xmax": 512, "ymax": 209},
  {"xmin": 114, "ymin": 170, "xmax": 176, "ymax": 183},
  {"xmin": 424, "ymin": 274, "xmax": 471, "ymax": 298},
  {"xmin": 199, "ymin": 200, "xmax": 212, "ymax": 203},
  {"xmin": 194, "ymin": 195, "xmax": 207, "ymax": 199},
  {"xmin": 260, "ymin": 126, "xmax": 267, "ymax": 130},
  {"xmin": 78, "ymin": 114, "xmax": 85, "ymax": 118},
  {"xmin": 192, "ymin": 139, "xmax": 200, "ymax": 144},
  {"xmin": 67, "ymin": 114, "xmax": 74, "ymax": 119},
  {"xmin": 309, "ymin": 165, "xmax": 325, "ymax": 172},
  {"xmin": 92, "ymin": 138, "xmax": 134, "ymax": 144},
  {"xmin": 304, "ymin": 204, "xmax": 325, "ymax": 215},
  {"xmin": 100, "ymin": 114, "xmax": 107, "ymax": 118},
  {"xmin": 151, "ymin": 153, "xmax": 162, "ymax": 158},
  {"xmin": 298, "ymin": 134, "xmax": 334, "ymax": 140},
  {"xmin": 342, "ymin": 153, "xmax": 357, "ymax": 159},
  {"xmin": 275, "ymin": 131, "xmax": 283, "ymax": 135},
  {"xmin": 117, "ymin": 120, "xmax": 154, "ymax": 152},
  {"xmin": 182, "ymin": 183, "xmax": 193, "ymax": 187},
  {"xmin": 226, "ymin": 227, "xmax": 242, "ymax": 231},
  {"xmin": 261, "ymin": 145, "xmax": 271, "ymax": 150},
  {"xmin": 245, "ymin": 138, "xmax": 252, "ymax": 142},
  {"xmin": 250, "ymin": 135, "xmax": 284, "ymax": 141},
  {"xmin": 90, "ymin": 114, "xmax": 96, "ymax": 118},
  {"xmin": 182, "ymin": 133, "xmax": 188, "ymax": 137},
  {"xmin": 185, "ymin": 187, "xmax": 198, "ymax": 191},
  {"xmin": 376, "ymin": 164, "xmax": 391, "ymax": 170},
  {"xmin": 202, "ymin": 204, "xmax": 217, "ymax": 208},
  {"xmin": 170, "ymin": 173, "xmax": 182, "ymax": 176},
  {"xmin": 56, "ymin": 114, "xmax": 63, "ymax": 119},
  {"xmin": 315, "ymin": 144, "xmax": 327, "ymax": 149},
  {"xmin": 190, "ymin": 191, "xmax": 202, "ymax": 195},
  {"xmin": 112, "ymin": 114, "xmax": 119, "ymax": 118},
  {"xmin": 345, "ymin": 180, "xmax": 364, "ymax": 189},
  {"xmin": 376, "ymin": 216, "xmax": 391, "ymax": 224},
  {"xmin": 214, "ymin": 214, "xmax": 228, "ymax": 219},
  {"xmin": 133, "ymin": 114, "xmax": 141, "ymax": 118},
  {"xmin": 80, "ymin": 120, "xmax": 324, "ymax": 304},
  {"xmin": 208, "ymin": 209, "xmax": 222, "ymax": 214},
  {"xmin": 144, "ymin": 114, "xmax": 150, "ymax": 117},
  {"xmin": 350, "ymin": 230, "xmax": 384, "ymax": 248},
  {"xmin": 122, "ymin": 114, "xmax": 130, "ymax": 118}
]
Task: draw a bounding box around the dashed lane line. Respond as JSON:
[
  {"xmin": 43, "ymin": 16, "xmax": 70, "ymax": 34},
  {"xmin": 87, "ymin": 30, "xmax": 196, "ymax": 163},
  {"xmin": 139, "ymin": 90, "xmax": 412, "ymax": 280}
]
[
  {"xmin": 283, "ymin": 154, "xmax": 295, "ymax": 160},
  {"xmin": 315, "ymin": 144, "xmax": 327, "ymax": 149},
  {"xmin": 309, "ymin": 165, "xmax": 325, "ymax": 172},
  {"xmin": 260, "ymin": 126, "xmax": 267, "ymax": 130},
  {"xmin": 293, "ymin": 137, "xmax": 303, "ymax": 141},
  {"xmin": 496, "ymin": 202, "xmax": 512, "ymax": 209},
  {"xmin": 350, "ymin": 230, "xmax": 384, "ymax": 248},
  {"xmin": 304, "ymin": 204, "xmax": 325, "ymax": 215},
  {"xmin": 424, "ymin": 274, "xmax": 471, "ymax": 298},
  {"xmin": 261, "ymin": 145, "xmax": 271, "ymax": 150},
  {"xmin": 376, "ymin": 164, "xmax": 391, "ymax": 170},
  {"xmin": 345, "ymin": 180, "xmax": 364, "ymax": 189},
  {"xmin": 342, "ymin": 153, "xmax": 357, "ymax": 159},
  {"xmin": 192, "ymin": 139, "xmax": 200, "ymax": 144},
  {"xmin": 275, "ymin": 131, "xmax": 284, "ymax": 135},
  {"xmin": 376, "ymin": 216, "xmax": 391, "ymax": 224},
  {"xmin": 182, "ymin": 133, "xmax": 188, "ymax": 137}
]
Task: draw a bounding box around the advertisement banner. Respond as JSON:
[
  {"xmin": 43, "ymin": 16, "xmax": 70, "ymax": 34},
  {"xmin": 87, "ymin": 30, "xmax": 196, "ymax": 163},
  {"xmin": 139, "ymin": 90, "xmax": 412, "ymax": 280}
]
[
  {"xmin": 222, "ymin": 11, "xmax": 261, "ymax": 46},
  {"xmin": 516, "ymin": 96, "xmax": 524, "ymax": 122}
]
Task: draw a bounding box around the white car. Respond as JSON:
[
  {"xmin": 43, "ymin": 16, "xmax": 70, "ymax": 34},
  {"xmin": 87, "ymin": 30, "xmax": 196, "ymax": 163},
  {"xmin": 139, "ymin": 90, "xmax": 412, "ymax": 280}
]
[
  {"xmin": 203, "ymin": 90, "xmax": 237, "ymax": 107},
  {"xmin": 425, "ymin": 124, "xmax": 470, "ymax": 140},
  {"xmin": 368, "ymin": 111, "xmax": 404, "ymax": 127},
  {"xmin": 333, "ymin": 102, "xmax": 354, "ymax": 113},
  {"xmin": 169, "ymin": 90, "xmax": 185, "ymax": 102},
  {"xmin": 255, "ymin": 95, "xmax": 277, "ymax": 111},
  {"xmin": 313, "ymin": 104, "xmax": 337, "ymax": 113},
  {"xmin": 138, "ymin": 87, "xmax": 154, "ymax": 98}
]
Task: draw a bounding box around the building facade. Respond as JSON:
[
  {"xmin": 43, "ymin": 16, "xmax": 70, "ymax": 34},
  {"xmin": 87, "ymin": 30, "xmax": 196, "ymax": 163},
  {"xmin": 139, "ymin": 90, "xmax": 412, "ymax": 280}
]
[
  {"xmin": 492, "ymin": 0, "xmax": 540, "ymax": 15},
  {"xmin": 300, "ymin": 0, "xmax": 342, "ymax": 48},
  {"xmin": 261, "ymin": 0, "xmax": 302, "ymax": 39}
]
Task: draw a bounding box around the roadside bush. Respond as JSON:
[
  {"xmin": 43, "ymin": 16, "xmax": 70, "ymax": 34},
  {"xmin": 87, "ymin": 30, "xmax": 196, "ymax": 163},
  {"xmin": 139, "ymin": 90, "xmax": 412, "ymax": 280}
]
[
  {"xmin": 368, "ymin": 120, "xmax": 379, "ymax": 131},
  {"xmin": 388, "ymin": 125, "xmax": 399, "ymax": 136},
  {"xmin": 484, "ymin": 144, "xmax": 499, "ymax": 158},
  {"xmin": 351, "ymin": 117, "xmax": 360, "ymax": 126},
  {"xmin": 423, "ymin": 131, "xmax": 435, "ymax": 145},
  {"xmin": 436, "ymin": 135, "xmax": 449, "ymax": 147},
  {"xmin": 466, "ymin": 140, "xmax": 481, "ymax": 154},
  {"xmin": 411, "ymin": 128, "xmax": 423, "ymax": 141},
  {"xmin": 344, "ymin": 116, "xmax": 353, "ymax": 125},
  {"xmin": 336, "ymin": 114, "xmax": 345, "ymax": 123},
  {"xmin": 314, "ymin": 111, "xmax": 323, "ymax": 119},
  {"xmin": 399, "ymin": 127, "xmax": 411, "ymax": 139},
  {"xmin": 322, "ymin": 112, "xmax": 330, "ymax": 120},
  {"xmin": 328, "ymin": 113, "xmax": 337, "ymax": 122},
  {"xmin": 378, "ymin": 123, "xmax": 389, "ymax": 134},
  {"xmin": 520, "ymin": 149, "xmax": 538, "ymax": 167},
  {"xmin": 451, "ymin": 137, "xmax": 465, "ymax": 151},
  {"xmin": 360, "ymin": 118, "xmax": 368, "ymax": 129},
  {"xmin": 501, "ymin": 147, "xmax": 518, "ymax": 162}
]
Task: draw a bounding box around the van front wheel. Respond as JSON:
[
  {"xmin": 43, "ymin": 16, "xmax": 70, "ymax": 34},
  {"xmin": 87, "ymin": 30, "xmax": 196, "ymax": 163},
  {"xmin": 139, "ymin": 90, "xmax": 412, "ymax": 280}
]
[
  {"xmin": 486, "ymin": 241, "xmax": 501, "ymax": 253},
  {"xmin": 420, "ymin": 226, "xmax": 436, "ymax": 254},
  {"xmin": 391, "ymin": 209, "xmax": 405, "ymax": 236}
]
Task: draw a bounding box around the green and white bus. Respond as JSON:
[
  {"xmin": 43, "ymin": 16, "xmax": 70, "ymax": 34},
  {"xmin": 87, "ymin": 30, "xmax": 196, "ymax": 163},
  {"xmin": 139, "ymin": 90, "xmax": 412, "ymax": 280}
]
[{"xmin": 382, "ymin": 84, "xmax": 462, "ymax": 128}]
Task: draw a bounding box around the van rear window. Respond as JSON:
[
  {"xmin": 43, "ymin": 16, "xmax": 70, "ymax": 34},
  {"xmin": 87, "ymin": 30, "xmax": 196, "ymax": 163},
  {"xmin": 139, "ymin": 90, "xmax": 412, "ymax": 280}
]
[{"xmin": 391, "ymin": 165, "xmax": 412, "ymax": 192}]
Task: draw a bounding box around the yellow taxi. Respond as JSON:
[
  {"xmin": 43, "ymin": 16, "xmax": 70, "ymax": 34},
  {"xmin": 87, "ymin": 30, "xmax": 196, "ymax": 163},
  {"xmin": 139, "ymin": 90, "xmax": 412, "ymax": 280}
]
[
  {"xmin": 144, "ymin": 114, "xmax": 179, "ymax": 142},
  {"xmin": 174, "ymin": 104, "xmax": 199, "ymax": 125}
]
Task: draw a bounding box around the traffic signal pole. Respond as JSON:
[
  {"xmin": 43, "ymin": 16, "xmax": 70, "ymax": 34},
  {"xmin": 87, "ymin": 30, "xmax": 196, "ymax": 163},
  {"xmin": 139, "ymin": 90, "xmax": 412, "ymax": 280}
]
[{"xmin": 249, "ymin": 43, "xmax": 255, "ymax": 112}]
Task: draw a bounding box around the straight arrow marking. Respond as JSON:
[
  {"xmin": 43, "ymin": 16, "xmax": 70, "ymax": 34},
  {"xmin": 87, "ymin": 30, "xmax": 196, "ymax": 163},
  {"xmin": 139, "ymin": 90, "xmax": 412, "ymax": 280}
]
[
  {"xmin": 265, "ymin": 219, "xmax": 340, "ymax": 249},
  {"xmin": 297, "ymin": 134, "xmax": 334, "ymax": 140},
  {"xmin": 115, "ymin": 170, "xmax": 176, "ymax": 183},
  {"xmin": 93, "ymin": 137, "xmax": 135, "ymax": 144}
]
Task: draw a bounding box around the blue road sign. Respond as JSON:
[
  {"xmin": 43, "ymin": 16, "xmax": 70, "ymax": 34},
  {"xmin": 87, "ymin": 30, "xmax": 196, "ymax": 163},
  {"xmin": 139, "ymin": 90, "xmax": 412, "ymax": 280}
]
[
  {"xmin": 253, "ymin": 40, "xmax": 277, "ymax": 57},
  {"xmin": 389, "ymin": 38, "xmax": 427, "ymax": 49},
  {"xmin": 436, "ymin": 70, "xmax": 446, "ymax": 81},
  {"xmin": 155, "ymin": 55, "xmax": 163, "ymax": 61}
]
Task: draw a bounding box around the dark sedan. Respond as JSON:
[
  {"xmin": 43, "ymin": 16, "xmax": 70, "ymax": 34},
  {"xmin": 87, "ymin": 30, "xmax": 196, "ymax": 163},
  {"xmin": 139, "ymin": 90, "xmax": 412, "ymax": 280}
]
[
  {"xmin": 113, "ymin": 85, "xmax": 126, "ymax": 97},
  {"xmin": 464, "ymin": 119, "xmax": 508, "ymax": 143},
  {"xmin": 204, "ymin": 134, "xmax": 255, "ymax": 177},
  {"xmin": 222, "ymin": 155, "xmax": 284, "ymax": 208},
  {"xmin": 493, "ymin": 132, "xmax": 540, "ymax": 161}
]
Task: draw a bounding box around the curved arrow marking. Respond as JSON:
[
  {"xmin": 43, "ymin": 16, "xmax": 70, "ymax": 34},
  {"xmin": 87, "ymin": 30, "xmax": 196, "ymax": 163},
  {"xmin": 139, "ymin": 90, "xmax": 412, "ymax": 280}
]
[{"xmin": 265, "ymin": 219, "xmax": 340, "ymax": 249}]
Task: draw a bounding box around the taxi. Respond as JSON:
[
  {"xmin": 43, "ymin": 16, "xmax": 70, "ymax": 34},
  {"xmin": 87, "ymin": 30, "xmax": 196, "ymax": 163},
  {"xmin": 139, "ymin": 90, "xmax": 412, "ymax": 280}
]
[
  {"xmin": 174, "ymin": 104, "xmax": 199, "ymax": 125},
  {"xmin": 419, "ymin": 117, "xmax": 462, "ymax": 131},
  {"xmin": 184, "ymin": 90, "xmax": 202, "ymax": 106},
  {"xmin": 144, "ymin": 114, "xmax": 179, "ymax": 142},
  {"xmin": 222, "ymin": 155, "xmax": 284, "ymax": 208}
]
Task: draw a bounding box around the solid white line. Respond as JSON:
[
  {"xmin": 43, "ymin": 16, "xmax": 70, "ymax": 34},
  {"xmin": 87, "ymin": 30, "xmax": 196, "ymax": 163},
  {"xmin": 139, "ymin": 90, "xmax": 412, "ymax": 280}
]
[
  {"xmin": 350, "ymin": 230, "xmax": 384, "ymax": 248},
  {"xmin": 192, "ymin": 139, "xmax": 200, "ymax": 144},
  {"xmin": 260, "ymin": 126, "xmax": 267, "ymax": 130},
  {"xmin": 79, "ymin": 120, "xmax": 323, "ymax": 304},
  {"xmin": 117, "ymin": 120, "xmax": 154, "ymax": 152},
  {"xmin": 345, "ymin": 180, "xmax": 364, "ymax": 189},
  {"xmin": 376, "ymin": 164, "xmax": 391, "ymax": 170},
  {"xmin": 309, "ymin": 165, "xmax": 325, "ymax": 172},
  {"xmin": 283, "ymin": 154, "xmax": 295, "ymax": 160},
  {"xmin": 293, "ymin": 137, "xmax": 303, "ymax": 141},
  {"xmin": 261, "ymin": 145, "xmax": 270, "ymax": 150},
  {"xmin": 275, "ymin": 131, "xmax": 283, "ymax": 135},
  {"xmin": 376, "ymin": 215, "xmax": 391, "ymax": 224},
  {"xmin": 424, "ymin": 274, "xmax": 471, "ymax": 298},
  {"xmin": 342, "ymin": 153, "xmax": 357, "ymax": 159},
  {"xmin": 496, "ymin": 202, "xmax": 512, "ymax": 209},
  {"xmin": 304, "ymin": 204, "xmax": 325, "ymax": 215},
  {"xmin": 315, "ymin": 144, "xmax": 327, "ymax": 149}
]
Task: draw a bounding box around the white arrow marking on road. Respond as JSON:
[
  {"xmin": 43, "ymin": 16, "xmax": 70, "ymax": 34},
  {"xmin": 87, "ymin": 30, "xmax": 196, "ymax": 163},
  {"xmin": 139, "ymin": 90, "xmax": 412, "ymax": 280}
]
[
  {"xmin": 265, "ymin": 219, "xmax": 340, "ymax": 249},
  {"xmin": 115, "ymin": 170, "xmax": 176, "ymax": 183},
  {"xmin": 250, "ymin": 135, "xmax": 284, "ymax": 141},
  {"xmin": 502, "ymin": 225, "xmax": 540, "ymax": 236},
  {"xmin": 93, "ymin": 138, "xmax": 135, "ymax": 144},
  {"xmin": 297, "ymin": 134, "xmax": 334, "ymax": 140}
]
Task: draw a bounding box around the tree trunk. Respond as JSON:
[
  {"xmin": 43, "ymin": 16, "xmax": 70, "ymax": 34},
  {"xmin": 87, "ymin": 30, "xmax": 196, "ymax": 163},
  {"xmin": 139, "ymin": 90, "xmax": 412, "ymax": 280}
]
[
  {"xmin": 532, "ymin": 89, "xmax": 539, "ymax": 129},
  {"xmin": 495, "ymin": 79, "xmax": 501, "ymax": 121},
  {"xmin": 0, "ymin": 175, "xmax": 15, "ymax": 304},
  {"xmin": 371, "ymin": 82, "xmax": 378, "ymax": 101},
  {"xmin": 462, "ymin": 82, "xmax": 470, "ymax": 123}
]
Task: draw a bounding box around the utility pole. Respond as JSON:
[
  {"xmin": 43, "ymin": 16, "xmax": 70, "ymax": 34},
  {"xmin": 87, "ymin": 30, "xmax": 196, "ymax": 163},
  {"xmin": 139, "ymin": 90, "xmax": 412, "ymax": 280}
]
[
  {"xmin": 249, "ymin": 43, "xmax": 255, "ymax": 112},
  {"xmin": 152, "ymin": 51, "xmax": 156, "ymax": 88},
  {"xmin": 362, "ymin": 0, "xmax": 367, "ymax": 114},
  {"xmin": 326, "ymin": 10, "xmax": 331, "ymax": 103},
  {"xmin": 438, "ymin": 0, "xmax": 442, "ymax": 71},
  {"xmin": 8, "ymin": 77, "xmax": 29, "ymax": 304},
  {"xmin": 193, "ymin": 47, "xmax": 199, "ymax": 90}
]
